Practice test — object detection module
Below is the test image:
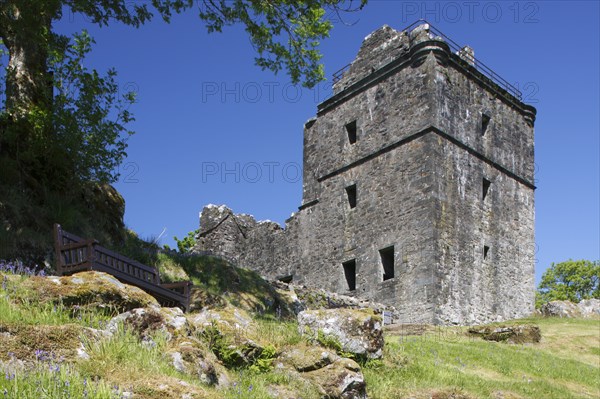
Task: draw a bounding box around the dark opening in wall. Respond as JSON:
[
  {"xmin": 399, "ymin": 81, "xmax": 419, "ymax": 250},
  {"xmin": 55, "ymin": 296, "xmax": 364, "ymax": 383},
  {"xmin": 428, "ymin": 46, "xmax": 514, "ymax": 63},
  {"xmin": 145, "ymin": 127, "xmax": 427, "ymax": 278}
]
[
  {"xmin": 346, "ymin": 184, "xmax": 357, "ymax": 209},
  {"xmin": 346, "ymin": 120, "xmax": 357, "ymax": 144},
  {"xmin": 380, "ymin": 246, "xmax": 395, "ymax": 281},
  {"xmin": 277, "ymin": 275, "xmax": 293, "ymax": 284},
  {"xmin": 342, "ymin": 259, "xmax": 356, "ymax": 291},
  {"xmin": 483, "ymin": 245, "xmax": 490, "ymax": 260},
  {"xmin": 482, "ymin": 178, "xmax": 491, "ymax": 200},
  {"xmin": 481, "ymin": 113, "xmax": 491, "ymax": 135}
]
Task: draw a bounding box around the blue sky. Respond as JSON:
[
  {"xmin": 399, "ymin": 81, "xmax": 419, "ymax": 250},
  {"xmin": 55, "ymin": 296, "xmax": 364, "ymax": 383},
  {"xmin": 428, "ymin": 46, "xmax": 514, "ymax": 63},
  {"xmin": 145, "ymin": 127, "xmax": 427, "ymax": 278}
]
[{"xmin": 51, "ymin": 1, "xmax": 599, "ymax": 284}]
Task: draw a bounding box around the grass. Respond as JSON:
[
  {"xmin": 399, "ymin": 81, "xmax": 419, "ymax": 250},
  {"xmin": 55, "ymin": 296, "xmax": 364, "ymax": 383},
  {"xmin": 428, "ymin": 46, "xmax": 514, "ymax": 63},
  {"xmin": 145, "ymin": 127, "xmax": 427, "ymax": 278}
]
[
  {"xmin": 145, "ymin": 251, "xmax": 290, "ymax": 316},
  {"xmin": 250, "ymin": 317, "xmax": 304, "ymax": 348},
  {"xmin": 1, "ymin": 267, "xmax": 599, "ymax": 399},
  {"xmin": 78, "ymin": 326, "xmax": 220, "ymax": 399},
  {"xmin": 0, "ymin": 360, "xmax": 119, "ymax": 399},
  {"xmin": 0, "ymin": 289, "xmax": 110, "ymax": 329},
  {"xmin": 222, "ymin": 369, "xmax": 321, "ymax": 399},
  {"xmin": 364, "ymin": 317, "xmax": 600, "ymax": 399}
]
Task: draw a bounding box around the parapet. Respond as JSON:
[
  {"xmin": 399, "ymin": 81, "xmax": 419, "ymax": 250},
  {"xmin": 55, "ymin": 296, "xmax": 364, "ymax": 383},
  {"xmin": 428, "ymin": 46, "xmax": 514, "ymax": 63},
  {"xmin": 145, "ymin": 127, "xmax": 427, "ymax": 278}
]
[
  {"xmin": 332, "ymin": 25, "xmax": 410, "ymax": 94},
  {"xmin": 329, "ymin": 21, "xmax": 535, "ymax": 120}
]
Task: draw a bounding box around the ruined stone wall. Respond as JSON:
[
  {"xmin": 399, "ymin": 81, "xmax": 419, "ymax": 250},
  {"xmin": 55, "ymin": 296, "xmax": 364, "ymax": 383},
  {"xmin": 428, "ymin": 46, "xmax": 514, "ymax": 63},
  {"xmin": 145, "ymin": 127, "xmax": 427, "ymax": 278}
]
[
  {"xmin": 193, "ymin": 205, "xmax": 293, "ymax": 280},
  {"xmin": 192, "ymin": 24, "xmax": 536, "ymax": 325}
]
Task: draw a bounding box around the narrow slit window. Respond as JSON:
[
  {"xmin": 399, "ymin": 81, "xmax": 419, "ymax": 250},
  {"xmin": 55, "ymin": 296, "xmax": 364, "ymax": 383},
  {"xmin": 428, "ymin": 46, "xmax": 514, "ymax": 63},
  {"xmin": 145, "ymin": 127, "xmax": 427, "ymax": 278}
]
[
  {"xmin": 481, "ymin": 113, "xmax": 491, "ymax": 135},
  {"xmin": 346, "ymin": 184, "xmax": 357, "ymax": 209},
  {"xmin": 482, "ymin": 178, "xmax": 491, "ymax": 200},
  {"xmin": 343, "ymin": 259, "xmax": 356, "ymax": 291},
  {"xmin": 483, "ymin": 245, "xmax": 490, "ymax": 260},
  {"xmin": 380, "ymin": 246, "xmax": 395, "ymax": 281},
  {"xmin": 346, "ymin": 120, "xmax": 357, "ymax": 144}
]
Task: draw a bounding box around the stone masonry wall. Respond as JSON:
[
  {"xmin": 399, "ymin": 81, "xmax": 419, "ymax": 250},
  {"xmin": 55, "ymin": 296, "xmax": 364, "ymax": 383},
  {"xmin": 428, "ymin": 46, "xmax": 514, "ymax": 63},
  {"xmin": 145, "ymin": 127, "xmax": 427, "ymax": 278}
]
[{"xmin": 191, "ymin": 24, "xmax": 536, "ymax": 325}]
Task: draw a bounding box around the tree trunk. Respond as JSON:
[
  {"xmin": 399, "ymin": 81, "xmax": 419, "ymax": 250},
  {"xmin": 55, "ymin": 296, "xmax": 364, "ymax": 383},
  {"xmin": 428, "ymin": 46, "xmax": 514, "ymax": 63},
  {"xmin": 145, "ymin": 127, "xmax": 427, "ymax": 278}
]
[{"xmin": 0, "ymin": 0, "xmax": 59, "ymax": 117}]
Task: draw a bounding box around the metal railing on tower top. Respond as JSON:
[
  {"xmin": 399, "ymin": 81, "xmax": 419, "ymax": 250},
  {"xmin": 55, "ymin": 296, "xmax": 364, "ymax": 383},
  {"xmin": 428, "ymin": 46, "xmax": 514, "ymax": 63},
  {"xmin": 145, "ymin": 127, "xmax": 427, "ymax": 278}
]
[{"xmin": 332, "ymin": 20, "xmax": 523, "ymax": 102}]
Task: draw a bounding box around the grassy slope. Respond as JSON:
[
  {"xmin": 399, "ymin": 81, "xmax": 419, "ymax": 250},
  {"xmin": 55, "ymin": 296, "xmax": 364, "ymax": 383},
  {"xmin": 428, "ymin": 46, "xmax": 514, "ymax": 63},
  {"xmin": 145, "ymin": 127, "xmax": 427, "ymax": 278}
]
[
  {"xmin": 1, "ymin": 258, "xmax": 599, "ymax": 399},
  {"xmin": 366, "ymin": 317, "xmax": 600, "ymax": 399}
]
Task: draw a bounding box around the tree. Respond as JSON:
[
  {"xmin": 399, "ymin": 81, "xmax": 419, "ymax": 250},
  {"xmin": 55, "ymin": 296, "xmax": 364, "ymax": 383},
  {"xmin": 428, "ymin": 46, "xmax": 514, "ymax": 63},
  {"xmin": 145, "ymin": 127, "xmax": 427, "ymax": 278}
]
[
  {"xmin": 0, "ymin": 0, "xmax": 366, "ymax": 185},
  {"xmin": 0, "ymin": 0, "xmax": 366, "ymax": 259},
  {"xmin": 537, "ymin": 260, "xmax": 600, "ymax": 306},
  {"xmin": 174, "ymin": 228, "xmax": 200, "ymax": 253},
  {"xmin": 0, "ymin": 0, "xmax": 366, "ymax": 115}
]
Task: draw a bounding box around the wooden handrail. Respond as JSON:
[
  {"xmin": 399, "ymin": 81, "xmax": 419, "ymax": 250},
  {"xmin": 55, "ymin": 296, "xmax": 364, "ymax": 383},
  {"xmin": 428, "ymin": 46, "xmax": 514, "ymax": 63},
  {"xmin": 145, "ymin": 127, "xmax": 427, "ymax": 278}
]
[
  {"xmin": 59, "ymin": 240, "xmax": 97, "ymax": 251},
  {"xmin": 94, "ymin": 245, "xmax": 158, "ymax": 274},
  {"xmin": 53, "ymin": 223, "xmax": 192, "ymax": 311},
  {"xmin": 161, "ymin": 281, "xmax": 192, "ymax": 289}
]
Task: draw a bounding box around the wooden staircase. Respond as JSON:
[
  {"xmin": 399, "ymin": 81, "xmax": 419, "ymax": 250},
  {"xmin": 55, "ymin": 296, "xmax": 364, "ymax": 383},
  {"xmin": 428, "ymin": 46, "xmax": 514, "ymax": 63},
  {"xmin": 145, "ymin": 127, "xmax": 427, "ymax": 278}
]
[{"xmin": 53, "ymin": 224, "xmax": 192, "ymax": 311}]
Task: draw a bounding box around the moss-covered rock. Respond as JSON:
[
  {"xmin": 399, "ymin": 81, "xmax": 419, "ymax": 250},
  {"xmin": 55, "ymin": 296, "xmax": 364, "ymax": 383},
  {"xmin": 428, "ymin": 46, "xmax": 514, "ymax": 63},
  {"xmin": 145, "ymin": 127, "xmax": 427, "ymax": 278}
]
[
  {"xmin": 0, "ymin": 322, "xmax": 84, "ymax": 363},
  {"xmin": 168, "ymin": 337, "xmax": 231, "ymax": 387},
  {"xmin": 21, "ymin": 271, "xmax": 158, "ymax": 313},
  {"xmin": 301, "ymin": 357, "xmax": 367, "ymax": 399},
  {"xmin": 467, "ymin": 325, "xmax": 541, "ymax": 344},
  {"xmin": 279, "ymin": 346, "xmax": 338, "ymax": 372},
  {"xmin": 298, "ymin": 308, "xmax": 384, "ymax": 359},
  {"xmin": 276, "ymin": 346, "xmax": 367, "ymax": 399},
  {"xmin": 106, "ymin": 306, "xmax": 190, "ymax": 341},
  {"xmin": 189, "ymin": 306, "xmax": 269, "ymax": 369},
  {"xmin": 189, "ymin": 306, "xmax": 255, "ymax": 337}
]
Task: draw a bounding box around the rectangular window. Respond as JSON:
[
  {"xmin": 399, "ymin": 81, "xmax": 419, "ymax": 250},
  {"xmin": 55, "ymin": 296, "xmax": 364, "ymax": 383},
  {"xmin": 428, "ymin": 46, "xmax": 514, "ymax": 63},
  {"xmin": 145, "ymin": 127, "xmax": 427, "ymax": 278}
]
[
  {"xmin": 483, "ymin": 245, "xmax": 490, "ymax": 260},
  {"xmin": 481, "ymin": 113, "xmax": 491, "ymax": 135},
  {"xmin": 346, "ymin": 120, "xmax": 357, "ymax": 144},
  {"xmin": 482, "ymin": 178, "xmax": 491, "ymax": 200},
  {"xmin": 342, "ymin": 259, "xmax": 356, "ymax": 291},
  {"xmin": 345, "ymin": 184, "xmax": 357, "ymax": 209},
  {"xmin": 380, "ymin": 246, "xmax": 395, "ymax": 281}
]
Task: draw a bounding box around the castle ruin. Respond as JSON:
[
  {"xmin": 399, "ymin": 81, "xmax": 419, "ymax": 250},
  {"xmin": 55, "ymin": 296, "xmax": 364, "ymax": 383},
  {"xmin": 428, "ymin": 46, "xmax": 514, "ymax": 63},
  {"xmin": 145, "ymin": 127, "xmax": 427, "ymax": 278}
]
[{"xmin": 192, "ymin": 23, "xmax": 537, "ymax": 325}]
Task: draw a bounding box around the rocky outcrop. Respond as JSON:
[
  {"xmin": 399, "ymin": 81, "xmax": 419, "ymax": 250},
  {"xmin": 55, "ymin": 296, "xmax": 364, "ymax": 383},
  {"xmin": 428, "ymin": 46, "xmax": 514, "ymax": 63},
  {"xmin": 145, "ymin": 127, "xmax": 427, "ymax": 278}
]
[
  {"xmin": 298, "ymin": 309, "xmax": 384, "ymax": 359},
  {"xmin": 540, "ymin": 299, "xmax": 600, "ymax": 318},
  {"xmin": 188, "ymin": 306, "xmax": 255, "ymax": 336},
  {"xmin": 168, "ymin": 339, "xmax": 230, "ymax": 387},
  {"xmin": 22, "ymin": 271, "xmax": 158, "ymax": 313},
  {"xmin": 4, "ymin": 265, "xmax": 379, "ymax": 398},
  {"xmin": 539, "ymin": 300, "xmax": 600, "ymax": 319},
  {"xmin": 577, "ymin": 299, "xmax": 600, "ymax": 317},
  {"xmin": 274, "ymin": 280, "xmax": 398, "ymax": 322},
  {"xmin": 278, "ymin": 347, "xmax": 367, "ymax": 399},
  {"xmin": 468, "ymin": 325, "xmax": 541, "ymax": 344},
  {"xmin": 106, "ymin": 306, "xmax": 190, "ymax": 341},
  {"xmin": 540, "ymin": 301, "xmax": 581, "ymax": 318},
  {"xmin": 0, "ymin": 323, "xmax": 86, "ymax": 363}
]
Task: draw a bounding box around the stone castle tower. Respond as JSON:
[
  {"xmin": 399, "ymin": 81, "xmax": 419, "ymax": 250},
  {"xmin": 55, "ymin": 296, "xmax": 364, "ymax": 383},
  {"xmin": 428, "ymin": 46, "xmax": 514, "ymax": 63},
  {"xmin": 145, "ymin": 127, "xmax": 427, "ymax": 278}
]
[{"xmin": 193, "ymin": 23, "xmax": 537, "ymax": 325}]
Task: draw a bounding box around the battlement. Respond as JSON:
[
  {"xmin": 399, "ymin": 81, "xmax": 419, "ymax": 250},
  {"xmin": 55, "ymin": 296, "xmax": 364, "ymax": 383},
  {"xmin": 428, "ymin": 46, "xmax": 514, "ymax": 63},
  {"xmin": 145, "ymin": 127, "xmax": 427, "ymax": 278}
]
[{"xmin": 331, "ymin": 21, "xmax": 534, "ymax": 118}]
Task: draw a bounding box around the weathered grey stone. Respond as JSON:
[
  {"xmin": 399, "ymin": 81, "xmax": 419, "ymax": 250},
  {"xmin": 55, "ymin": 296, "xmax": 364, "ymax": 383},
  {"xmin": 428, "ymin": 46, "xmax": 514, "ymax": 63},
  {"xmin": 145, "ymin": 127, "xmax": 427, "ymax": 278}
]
[
  {"xmin": 273, "ymin": 280, "xmax": 398, "ymax": 321},
  {"xmin": 539, "ymin": 299, "xmax": 600, "ymax": 318},
  {"xmin": 192, "ymin": 23, "xmax": 536, "ymax": 326},
  {"xmin": 577, "ymin": 299, "xmax": 600, "ymax": 317},
  {"xmin": 540, "ymin": 301, "xmax": 582, "ymax": 318},
  {"xmin": 106, "ymin": 306, "xmax": 190, "ymax": 340},
  {"xmin": 169, "ymin": 339, "xmax": 229, "ymax": 386},
  {"xmin": 303, "ymin": 358, "xmax": 367, "ymax": 399},
  {"xmin": 298, "ymin": 309, "xmax": 384, "ymax": 359},
  {"xmin": 279, "ymin": 347, "xmax": 339, "ymax": 372},
  {"xmin": 277, "ymin": 347, "xmax": 367, "ymax": 399},
  {"xmin": 188, "ymin": 306, "xmax": 254, "ymax": 333}
]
